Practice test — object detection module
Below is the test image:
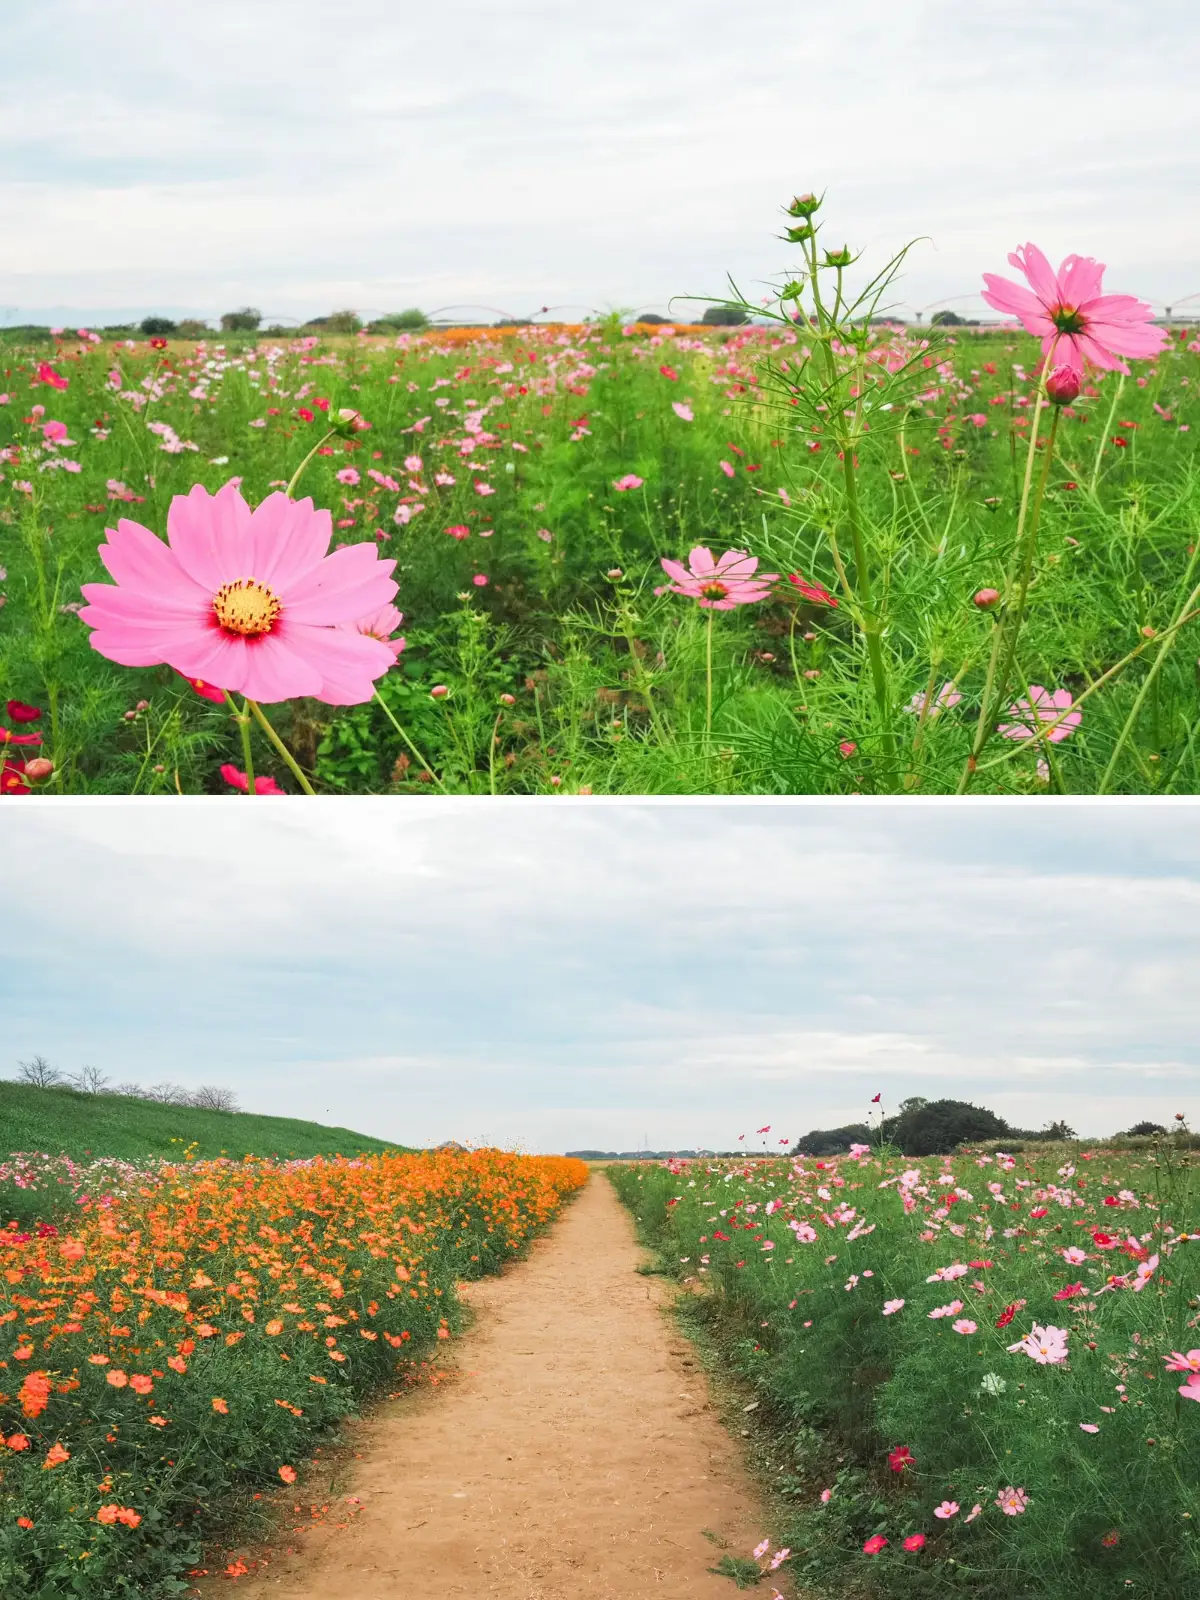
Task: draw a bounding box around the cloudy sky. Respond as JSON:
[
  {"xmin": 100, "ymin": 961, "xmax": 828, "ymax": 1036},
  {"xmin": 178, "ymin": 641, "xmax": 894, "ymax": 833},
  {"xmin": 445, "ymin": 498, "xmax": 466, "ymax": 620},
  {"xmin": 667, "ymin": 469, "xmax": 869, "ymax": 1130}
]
[
  {"xmin": 4, "ymin": 801, "xmax": 1198, "ymax": 1151},
  {"xmin": 3, "ymin": 0, "xmax": 1198, "ymax": 327}
]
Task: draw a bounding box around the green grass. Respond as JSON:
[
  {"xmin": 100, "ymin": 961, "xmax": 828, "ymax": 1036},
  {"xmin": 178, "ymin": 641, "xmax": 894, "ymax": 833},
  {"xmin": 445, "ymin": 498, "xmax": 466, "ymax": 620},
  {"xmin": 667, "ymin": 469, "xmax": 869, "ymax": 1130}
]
[
  {"xmin": 2, "ymin": 303, "xmax": 1197, "ymax": 794},
  {"xmin": 0, "ymin": 1080, "xmax": 403, "ymax": 1164}
]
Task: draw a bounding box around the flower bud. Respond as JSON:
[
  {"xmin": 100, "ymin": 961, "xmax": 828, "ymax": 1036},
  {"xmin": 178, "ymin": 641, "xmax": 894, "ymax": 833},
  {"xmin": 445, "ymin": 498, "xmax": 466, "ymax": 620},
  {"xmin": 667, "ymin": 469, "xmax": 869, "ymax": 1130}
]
[
  {"xmin": 823, "ymin": 246, "xmax": 855, "ymax": 267},
  {"xmin": 780, "ymin": 279, "xmax": 806, "ymax": 301},
  {"xmin": 786, "ymin": 193, "xmax": 821, "ymax": 218},
  {"xmin": 499, "ymin": 693, "xmax": 515, "ymax": 706},
  {"xmin": 430, "ymin": 685, "xmax": 449, "ymax": 700},
  {"xmin": 784, "ymin": 224, "xmax": 814, "ymax": 243},
  {"xmin": 972, "ymin": 588, "xmax": 1001, "ymax": 609},
  {"xmin": 24, "ymin": 757, "xmax": 54, "ymax": 783},
  {"xmin": 1045, "ymin": 365, "xmax": 1082, "ymax": 406}
]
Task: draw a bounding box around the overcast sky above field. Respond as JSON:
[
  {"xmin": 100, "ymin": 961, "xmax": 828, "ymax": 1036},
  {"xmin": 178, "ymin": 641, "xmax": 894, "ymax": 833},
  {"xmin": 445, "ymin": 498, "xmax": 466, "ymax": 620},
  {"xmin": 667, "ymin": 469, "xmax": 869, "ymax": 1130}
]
[
  {"xmin": 2, "ymin": 0, "xmax": 1198, "ymax": 327},
  {"xmin": 4, "ymin": 802, "xmax": 1198, "ymax": 1152}
]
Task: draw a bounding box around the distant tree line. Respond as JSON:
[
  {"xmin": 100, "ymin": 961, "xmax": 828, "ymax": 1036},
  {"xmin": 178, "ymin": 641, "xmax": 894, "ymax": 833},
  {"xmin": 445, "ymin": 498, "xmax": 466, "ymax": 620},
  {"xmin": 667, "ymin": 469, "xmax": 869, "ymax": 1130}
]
[
  {"xmin": 12, "ymin": 1055, "xmax": 239, "ymax": 1112},
  {"xmin": 790, "ymin": 1097, "xmax": 1185, "ymax": 1157}
]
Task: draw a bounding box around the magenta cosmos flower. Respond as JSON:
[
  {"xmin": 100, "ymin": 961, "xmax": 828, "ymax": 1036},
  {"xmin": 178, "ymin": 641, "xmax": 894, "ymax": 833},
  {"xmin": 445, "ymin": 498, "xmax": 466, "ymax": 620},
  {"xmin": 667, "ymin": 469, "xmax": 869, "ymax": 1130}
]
[
  {"xmin": 657, "ymin": 546, "xmax": 779, "ymax": 609},
  {"xmin": 981, "ymin": 244, "xmax": 1167, "ymax": 375},
  {"xmin": 997, "ymin": 686, "xmax": 1080, "ymax": 744},
  {"xmin": 80, "ymin": 482, "xmax": 399, "ymax": 705}
]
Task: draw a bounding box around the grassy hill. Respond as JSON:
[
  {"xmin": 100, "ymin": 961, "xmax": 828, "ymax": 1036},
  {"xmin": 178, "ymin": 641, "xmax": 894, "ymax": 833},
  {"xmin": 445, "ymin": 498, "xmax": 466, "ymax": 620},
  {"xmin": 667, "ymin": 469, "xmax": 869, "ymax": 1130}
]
[{"xmin": 0, "ymin": 1081, "xmax": 405, "ymax": 1164}]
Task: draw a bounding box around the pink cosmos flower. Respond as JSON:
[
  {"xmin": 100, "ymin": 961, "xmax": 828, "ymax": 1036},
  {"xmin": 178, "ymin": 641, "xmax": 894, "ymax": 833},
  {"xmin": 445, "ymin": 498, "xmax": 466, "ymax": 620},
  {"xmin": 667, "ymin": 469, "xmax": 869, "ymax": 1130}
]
[
  {"xmin": 882, "ymin": 1298, "xmax": 905, "ymax": 1316},
  {"xmin": 997, "ymin": 686, "xmax": 1080, "ymax": 743},
  {"xmin": 1179, "ymin": 1373, "xmax": 1200, "ymax": 1404},
  {"xmin": 788, "ymin": 573, "xmax": 838, "ymax": 608},
  {"xmin": 672, "ymin": 402, "xmax": 694, "ymax": 422},
  {"xmin": 903, "ymin": 1534, "xmax": 926, "ymax": 1552},
  {"xmin": 1164, "ymin": 1349, "xmax": 1200, "ymax": 1374},
  {"xmin": 1079, "ymin": 1423, "xmax": 1100, "ymax": 1433},
  {"xmin": 996, "ymin": 1487, "xmax": 1029, "ymax": 1517},
  {"xmin": 612, "ymin": 474, "xmax": 644, "ymax": 491},
  {"xmin": 335, "ymin": 467, "xmax": 360, "ymax": 486},
  {"xmin": 42, "ymin": 420, "xmax": 69, "ymax": 444},
  {"xmin": 964, "ymin": 1504, "xmax": 982, "ymax": 1523},
  {"xmin": 719, "ymin": 460, "xmax": 735, "ymax": 478},
  {"xmin": 658, "ymin": 547, "xmax": 779, "ymax": 610},
  {"xmin": 905, "ymin": 681, "xmax": 962, "ymax": 718},
  {"xmin": 934, "ymin": 1502, "xmax": 959, "ymax": 1520},
  {"xmin": 952, "ymin": 1319, "xmax": 977, "ymax": 1335},
  {"xmin": 35, "ymin": 362, "xmax": 69, "ymax": 390},
  {"xmin": 820, "ymin": 1488, "xmax": 832, "ymax": 1504},
  {"xmin": 981, "ymin": 245, "xmax": 1167, "ymax": 376},
  {"xmin": 79, "ymin": 481, "xmax": 398, "ymax": 705},
  {"xmin": 862, "ymin": 1535, "xmax": 887, "ymax": 1556},
  {"xmin": 348, "ymin": 603, "xmax": 405, "ymax": 662},
  {"xmin": 1062, "ymin": 1246, "xmax": 1088, "ymax": 1265},
  {"xmin": 1007, "ymin": 1323, "xmax": 1069, "ymax": 1364},
  {"xmin": 220, "ymin": 763, "xmax": 285, "ymax": 795}
]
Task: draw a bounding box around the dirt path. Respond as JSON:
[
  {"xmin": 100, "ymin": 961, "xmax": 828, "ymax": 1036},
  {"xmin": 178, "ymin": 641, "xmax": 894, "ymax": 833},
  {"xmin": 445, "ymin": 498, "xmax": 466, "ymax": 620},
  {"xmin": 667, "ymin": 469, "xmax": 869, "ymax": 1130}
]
[{"xmin": 228, "ymin": 1172, "xmax": 770, "ymax": 1599}]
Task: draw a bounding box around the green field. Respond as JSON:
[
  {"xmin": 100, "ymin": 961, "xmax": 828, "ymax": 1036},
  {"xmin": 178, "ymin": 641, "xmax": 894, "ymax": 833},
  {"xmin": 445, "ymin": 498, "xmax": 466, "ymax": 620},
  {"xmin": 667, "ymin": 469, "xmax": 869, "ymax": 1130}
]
[
  {"xmin": 0, "ymin": 1079, "xmax": 401, "ymax": 1164},
  {"xmin": 2, "ymin": 295, "xmax": 1197, "ymax": 794},
  {"xmin": 612, "ymin": 1140, "xmax": 1200, "ymax": 1600}
]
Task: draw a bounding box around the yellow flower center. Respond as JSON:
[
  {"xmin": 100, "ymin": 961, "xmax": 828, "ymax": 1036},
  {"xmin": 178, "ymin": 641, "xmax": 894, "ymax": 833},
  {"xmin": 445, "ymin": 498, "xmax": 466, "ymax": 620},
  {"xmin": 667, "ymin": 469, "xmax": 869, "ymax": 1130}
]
[
  {"xmin": 212, "ymin": 578, "xmax": 281, "ymax": 637},
  {"xmin": 700, "ymin": 580, "xmax": 729, "ymax": 600}
]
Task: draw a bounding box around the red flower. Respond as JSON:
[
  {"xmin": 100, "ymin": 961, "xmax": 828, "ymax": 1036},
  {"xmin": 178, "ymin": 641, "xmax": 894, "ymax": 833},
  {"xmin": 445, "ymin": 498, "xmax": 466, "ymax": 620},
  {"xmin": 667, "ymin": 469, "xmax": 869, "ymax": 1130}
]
[
  {"xmin": 1030, "ymin": 1207, "xmax": 1049, "ymax": 1218},
  {"xmin": 0, "ymin": 728, "xmax": 42, "ymax": 746},
  {"xmin": 1091, "ymin": 1230, "xmax": 1118, "ymax": 1249},
  {"xmin": 35, "ymin": 362, "xmax": 69, "ymax": 390},
  {"xmin": 1, "ymin": 759, "xmax": 30, "ymax": 795},
  {"xmin": 1053, "ymin": 1283, "xmax": 1086, "ymax": 1300},
  {"xmin": 903, "ymin": 1533, "xmax": 926, "ymax": 1552},
  {"xmin": 220, "ymin": 763, "xmax": 286, "ymax": 796},
  {"xmin": 177, "ymin": 672, "xmax": 226, "ymax": 705},
  {"xmin": 969, "ymin": 1260, "xmax": 994, "ymax": 1269},
  {"xmin": 659, "ymin": 365, "xmax": 679, "ymax": 380},
  {"xmin": 888, "ymin": 1446, "xmax": 915, "ymax": 1473},
  {"xmin": 863, "ymin": 1535, "xmax": 888, "ymax": 1555},
  {"xmin": 712, "ymin": 1229, "xmax": 731, "ymax": 1242},
  {"xmin": 1103, "ymin": 1196, "xmax": 1120, "ymax": 1206},
  {"xmin": 995, "ymin": 1303, "xmax": 1019, "ymax": 1329},
  {"xmin": 788, "ymin": 572, "xmax": 839, "ymax": 607},
  {"xmin": 6, "ymin": 702, "xmax": 41, "ymax": 723},
  {"xmin": 149, "ymin": 337, "xmax": 168, "ymax": 350},
  {"xmin": 297, "ymin": 407, "xmax": 316, "ymax": 423}
]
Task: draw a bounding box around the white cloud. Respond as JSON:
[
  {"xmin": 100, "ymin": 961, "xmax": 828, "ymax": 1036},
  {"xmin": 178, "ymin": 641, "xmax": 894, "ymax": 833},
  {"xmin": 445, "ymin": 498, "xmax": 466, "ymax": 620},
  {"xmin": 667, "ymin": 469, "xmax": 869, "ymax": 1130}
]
[
  {"xmin": 2, "ymin": 0, "xmax": 1196, "ymax": 322},
  {"xmin": 3, "ymin": 801, "xmax": 1199, "ymax": 1148}
]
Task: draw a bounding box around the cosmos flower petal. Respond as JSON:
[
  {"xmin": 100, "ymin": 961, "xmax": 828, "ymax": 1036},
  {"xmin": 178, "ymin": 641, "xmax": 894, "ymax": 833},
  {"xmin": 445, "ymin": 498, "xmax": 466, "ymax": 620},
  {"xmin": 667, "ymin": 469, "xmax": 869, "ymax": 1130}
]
[{"xmin": 167, "ymin": 481, "xmax": 256, "ymax": 591}]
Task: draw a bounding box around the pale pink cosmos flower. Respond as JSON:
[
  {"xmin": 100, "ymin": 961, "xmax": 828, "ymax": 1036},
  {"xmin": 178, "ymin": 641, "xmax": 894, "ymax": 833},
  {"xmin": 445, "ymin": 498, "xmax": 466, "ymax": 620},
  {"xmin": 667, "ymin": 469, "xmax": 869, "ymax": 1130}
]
[
  {"xmin": 997, "ymin": 686, "xmax": 1081, "ymax": 743},
  {"xmin": 335, "ymin": 467, "xmax": 360, "ymax": 486},
  {"xmin": 964, "ymin": 1504, "xmax": 982, "ymax": 1523},
  {"xmin": 42, "ymin": 420, "xmax": 70, "ymax": 444},
  {"xmin": 905, "ymin": 682, "xmax": 961, "ymax": 718},
  {"xmin": 612, "ymin": 473, "xmax": 644, "ymax": 491},
  {"xmin": 981, "ymin": 244, "xmax": 1168, "ymax": 376},
  {"xmin": 657, "ymin": 547, "xmax": 780, "ymax": 610},
  {"xmin": 349, "ymin": 603, "xmax": 405, "ymax": 661},
  {"xmin": 934, "ymin": 1501, "xmax": 959, "ymax": 1520},
  {"xmin": 1079, "ymin": 1423, "xmax": 1100, "ymax": 1433},
  {"xmin": 1164, "ymin": 1349, "xmax": 1200, "ymax": 1374},
  {"xmin": 80, "ymin": 481, "xmax": 398, "ymax": 705},
  {"xmin": 952, "ymin": 1319, "xmax": 978, "ymax": 1335},
  {"xmin": 882, "ymin": 1298, "xmax": 905, "ymax": 1315},
  {"xmin": 672, "ymin": 402, "xmax": 694, "ymax": 422},
  {"xmin": 1062, "ymin": 1246, "xmax": 1088, "ymax": 1265},
  {"xmin": 1179, "ymin": 1373, "xmax": 1200, "ymax": 1404},
  {"xmin": 1007, "ymin": 1323, "xmax": 1069, "ymax": 1364},
  {"xmin": 996, "ymin": 1487, "xmax": 1029, "ymax": 1517},
  {"xmin": 753, "ymin": 1540, "xmax": 770, "ymax": 1562},
  {"xmin": 719, "ymin": 459, "xmax": 736, "ymax": 478},
  {"xmin": 819, "ymin": 1488, "xmax": 832, "ymax": 1503},
  {"xmin": 1130, "ymin": 1253, "xmax": 1158, "ymax": 1292}
]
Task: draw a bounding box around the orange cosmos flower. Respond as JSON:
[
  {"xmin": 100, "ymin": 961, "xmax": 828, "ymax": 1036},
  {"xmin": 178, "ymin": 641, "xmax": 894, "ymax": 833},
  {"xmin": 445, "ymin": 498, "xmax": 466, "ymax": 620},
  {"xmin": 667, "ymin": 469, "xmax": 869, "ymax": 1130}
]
[{"xmin": 211, "ymin": 1397, "xmax": 229, "ymax": 1413}]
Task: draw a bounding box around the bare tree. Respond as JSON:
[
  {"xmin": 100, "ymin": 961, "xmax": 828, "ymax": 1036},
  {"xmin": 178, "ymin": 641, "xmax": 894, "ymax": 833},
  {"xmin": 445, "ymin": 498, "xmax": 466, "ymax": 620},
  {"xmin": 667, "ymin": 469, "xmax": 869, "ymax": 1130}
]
[
  {"xmin": 108, "ymin": 1081, "xmax": 145, "ymax": 1098},
  {"xmin": 189, "ymin": 1085, "xmax": 240, "ymax": 1112},
  {"xmin": 71, "ymin": 1064, "xmax": 112, "ymax": 1095},
  {"xmin": 142, "ymin": 1082, "xmax": 192, "ymax": 1105},
  {"xmin": 16, "ymin": 1054, "xmax": 64, "ymax": 1089}
]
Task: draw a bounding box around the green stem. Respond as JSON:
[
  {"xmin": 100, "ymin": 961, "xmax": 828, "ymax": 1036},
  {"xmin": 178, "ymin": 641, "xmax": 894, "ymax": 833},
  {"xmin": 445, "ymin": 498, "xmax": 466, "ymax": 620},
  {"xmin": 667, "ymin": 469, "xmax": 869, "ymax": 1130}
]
[
  {"xmin": 704, "ymin": 608, "xmax": 714, "ymax": 743},
  {"xmin": 222, "ymin": 693, "xmax": 257, "ymax": 795},
  {"xmin": 1098, "ymin": 573, "xmax": 1200, "ymax": 794},
  {"xmin": 285, "ymin": 428, "xmax": 338, "ymax": 499},
  {"xmin": 957, "ymin": 393, "xmax": 1059, "ymax": 793},
  {"xmin": 246, "ymin": 699, "xmax": 317, "ymax": 795},
  {"xmin": 372, "ymin": 689, "xmax": 448, "ymax": 793},
  {"xmin": 1089, "ymin": 374, "xmax": 1126, "ymax": 495}
]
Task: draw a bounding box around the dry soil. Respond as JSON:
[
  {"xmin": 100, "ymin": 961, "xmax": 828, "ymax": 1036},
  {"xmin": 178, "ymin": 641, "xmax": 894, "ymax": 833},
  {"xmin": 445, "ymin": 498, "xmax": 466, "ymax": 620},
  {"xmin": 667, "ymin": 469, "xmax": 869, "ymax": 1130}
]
[{"xmin": 224, "ymin": 1171, "xmax": 773, "ymax": 1599}]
